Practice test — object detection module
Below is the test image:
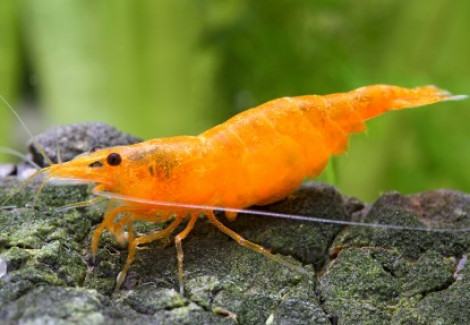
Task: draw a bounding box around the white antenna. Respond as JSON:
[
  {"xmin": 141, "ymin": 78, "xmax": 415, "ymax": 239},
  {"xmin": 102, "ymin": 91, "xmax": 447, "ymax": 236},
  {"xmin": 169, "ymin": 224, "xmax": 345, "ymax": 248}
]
[{"xmin": 0, "ymin": 93, "xmax": 53, "ymax": 166}]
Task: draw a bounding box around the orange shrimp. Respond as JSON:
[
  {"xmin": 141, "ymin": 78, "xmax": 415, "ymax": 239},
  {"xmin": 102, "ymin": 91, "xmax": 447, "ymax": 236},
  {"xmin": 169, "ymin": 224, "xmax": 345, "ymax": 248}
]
[{"xmin": 29, "ymin": 85, "xmax": 464, "ymax": 293}]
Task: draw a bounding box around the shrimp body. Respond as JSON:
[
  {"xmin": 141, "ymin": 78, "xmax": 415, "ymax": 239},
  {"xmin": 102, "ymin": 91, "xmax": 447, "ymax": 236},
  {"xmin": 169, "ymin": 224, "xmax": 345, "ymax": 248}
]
[
  {"xmin": 42, "ymin": 84, "xmax": 460, "ymax": 292},
  {"xmin": 48, "ymin": 85, "xmax": 455, "ymax": 210},
  {"xmin": 202, "ymin": 84, "xmax": 457, "ymax": 208}
]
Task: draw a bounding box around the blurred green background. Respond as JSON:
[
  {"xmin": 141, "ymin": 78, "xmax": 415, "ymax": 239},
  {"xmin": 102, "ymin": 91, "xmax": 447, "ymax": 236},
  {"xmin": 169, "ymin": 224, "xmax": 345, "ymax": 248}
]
[{"xmin": 0, "ymin": 0, "xmax": 469, "ymax": 201}]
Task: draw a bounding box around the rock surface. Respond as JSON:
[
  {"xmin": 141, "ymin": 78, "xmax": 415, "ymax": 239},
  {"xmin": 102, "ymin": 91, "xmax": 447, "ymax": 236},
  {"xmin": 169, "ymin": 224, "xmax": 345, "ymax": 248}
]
[
  {"xmin": 1, "ymin": 180, "xmax": 470, "ymax": 325},
  {"xmin": 27, "ymin": 122, "xmax": 142, "ymax": 167},
  {"xmin": 1, "ymin": 125, "xmax": 470, "ymax": 324}
]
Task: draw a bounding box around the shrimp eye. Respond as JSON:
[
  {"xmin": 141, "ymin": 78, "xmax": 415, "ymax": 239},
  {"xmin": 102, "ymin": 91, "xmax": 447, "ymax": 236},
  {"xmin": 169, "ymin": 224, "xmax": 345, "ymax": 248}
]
[
  {"xmin": 89, "ymin": 161, "xmax": 103, "ymax": 168},
  {"xmin": 107, "ymin": 153, "xmax": 121, "ymax": 166}
]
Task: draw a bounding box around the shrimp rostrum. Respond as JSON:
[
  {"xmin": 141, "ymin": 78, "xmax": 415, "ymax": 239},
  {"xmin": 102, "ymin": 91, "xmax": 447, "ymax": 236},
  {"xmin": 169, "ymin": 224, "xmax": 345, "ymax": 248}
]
[{"xmin": 37, "ymin": 84, "xmax": 464, "ymax": 293}]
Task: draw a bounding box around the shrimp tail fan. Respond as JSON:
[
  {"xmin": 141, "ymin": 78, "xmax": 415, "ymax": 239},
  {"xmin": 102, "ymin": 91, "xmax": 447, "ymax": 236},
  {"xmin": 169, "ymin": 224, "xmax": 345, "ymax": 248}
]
[{"xmin": 352, "ymin": 84, "xmax": 467, "ymax": 121}]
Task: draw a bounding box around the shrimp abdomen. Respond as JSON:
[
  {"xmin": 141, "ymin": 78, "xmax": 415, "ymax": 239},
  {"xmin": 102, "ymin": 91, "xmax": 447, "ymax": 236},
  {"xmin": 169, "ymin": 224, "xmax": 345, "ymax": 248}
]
[
  {"xmin": 201, "ymin": 85, "xmax": 459, "ymax": 208},
  {"xmin": 296, "ymin": 85, "xmax": 458, "ymax": 155}
]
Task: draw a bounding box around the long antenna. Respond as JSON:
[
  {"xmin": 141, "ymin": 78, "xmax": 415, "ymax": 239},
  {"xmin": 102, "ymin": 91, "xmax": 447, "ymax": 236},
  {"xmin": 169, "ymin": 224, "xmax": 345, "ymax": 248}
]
[
  {"xmin": 0, "ymin": 146, "xmax": 42, "ymax": 170},
  {"xmin": 92, "ymin": 189, "xmax": 470, "ymax": 233},
  {"xmin": 0, "ymin": 93, "xmax": 53, "ymax": 166}
]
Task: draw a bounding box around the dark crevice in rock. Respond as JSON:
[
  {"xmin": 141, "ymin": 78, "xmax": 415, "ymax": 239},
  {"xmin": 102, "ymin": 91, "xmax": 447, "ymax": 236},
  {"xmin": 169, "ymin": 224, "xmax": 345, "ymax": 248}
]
[
  {"xmin": 419, "ymin": 276, "xmax": 455, "ymax": 298},
  {"xmin": 1, "ymin": 244, "xmax": 36, "ymax": 250},
  {"xmin": 312, "ymin": 279, "xmax": 334, "ymax": 325},
  {"xmin": 317, "ymin": 196, "xmax": 366, "ymax": 276}
]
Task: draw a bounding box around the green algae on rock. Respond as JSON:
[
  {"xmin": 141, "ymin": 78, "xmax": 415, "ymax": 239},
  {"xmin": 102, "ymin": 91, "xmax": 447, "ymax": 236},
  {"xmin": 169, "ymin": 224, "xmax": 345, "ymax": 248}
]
[
  {"xmin": 1, "ymin": 174, "xmax": 470, "ymax": 324},
  {"xmin": 322, "ymin": 190, "xmax": 470, "ymax": 324}
]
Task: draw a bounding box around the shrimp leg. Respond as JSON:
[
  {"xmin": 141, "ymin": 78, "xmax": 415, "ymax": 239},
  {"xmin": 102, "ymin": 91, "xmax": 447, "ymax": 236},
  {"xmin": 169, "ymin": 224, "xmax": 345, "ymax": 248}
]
[
  {"xmin": 91, "ymin": 200, "xmax": 126, "ymax": 255},
  {"xmin": 61, "ymin": 196, "xmax": 106, "ymax": 209},
  {"xmin": 115, "ymin": 213, "xmax": 184, "ymax": 292},
  {"xmin": 174, "ymin": 213, "xmax": 199, "ymax": 294},
  {"xmin": 59, "ymin": 184, "xmax": 107, "ymax": 210},
  {"xmin": 92, "ymin": 201, "xmax": 174, "ymax": 255},
  {"xmin": 109, "ymin": 210, "xmax": 178, "ymax": 243},
  {"xmin": 206, "ymin": 211, "xmax": 310, "ymax": 277}
]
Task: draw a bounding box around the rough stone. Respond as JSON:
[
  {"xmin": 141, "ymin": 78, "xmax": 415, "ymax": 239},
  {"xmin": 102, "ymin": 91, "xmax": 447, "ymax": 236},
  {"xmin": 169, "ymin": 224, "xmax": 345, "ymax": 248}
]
[
  {"xmin": 27, "ymin": 122, "xmax": 142, "ymax": 167},
  {"xmin": 2, "ymin": 123, "xmax": 470, "ymax": 324}
]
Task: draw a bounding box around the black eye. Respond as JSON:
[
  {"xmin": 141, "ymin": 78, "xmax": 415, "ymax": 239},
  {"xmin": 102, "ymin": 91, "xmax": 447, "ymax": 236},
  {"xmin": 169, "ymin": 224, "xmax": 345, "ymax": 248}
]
[{"xmin": 107, "ymin": 153, "xmax": 121, "ymax": 166}]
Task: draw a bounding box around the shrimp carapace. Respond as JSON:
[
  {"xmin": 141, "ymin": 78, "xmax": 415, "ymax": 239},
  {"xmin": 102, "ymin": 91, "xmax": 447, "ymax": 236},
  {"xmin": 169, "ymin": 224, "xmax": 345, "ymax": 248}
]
[{"xmin": 38, "ymin": 84, "xmax": 464, "ymax": 293}]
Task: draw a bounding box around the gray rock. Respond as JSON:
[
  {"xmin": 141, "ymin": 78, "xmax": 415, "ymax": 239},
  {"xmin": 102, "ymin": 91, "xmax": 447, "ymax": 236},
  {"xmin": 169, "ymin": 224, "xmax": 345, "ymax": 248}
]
[
  {"xmin": 2, "ymin": 123, "xmax": 470, "ymax": 324},
  {"xmin": 27, "ymin": 122, "xmax": 142, "ymax": 167},
  {"xmin": 3, "ymin": 178, "xmax": 470, "ymax": 324},
  {"xmin": 322, "ymin": 190, "xmax": 470, "ymax": 324}
]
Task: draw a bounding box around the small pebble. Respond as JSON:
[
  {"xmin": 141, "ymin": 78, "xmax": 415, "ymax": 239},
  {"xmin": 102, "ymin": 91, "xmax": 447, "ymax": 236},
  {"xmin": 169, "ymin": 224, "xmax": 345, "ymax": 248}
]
[
  {"xmin": 17, "ymin": 166, "xmax": 39, "ymax": 180},
  {"xmin": 0, "ymin": 257, "xmax": 7, "ymax": 278},
  {"xmin": 454, "ymin": 254, "xmax": 467, "ymax": 280},
  {"xmin": 0, "ymin": 164, "xmax": 16, "ymax": 177}
]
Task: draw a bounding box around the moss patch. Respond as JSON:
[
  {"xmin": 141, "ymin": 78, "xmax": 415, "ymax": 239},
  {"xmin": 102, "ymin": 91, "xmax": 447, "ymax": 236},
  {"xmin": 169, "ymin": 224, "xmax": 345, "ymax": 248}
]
[{"xmin": 1, "ymin": 178, "xmax": 470, "ymax": 324}]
